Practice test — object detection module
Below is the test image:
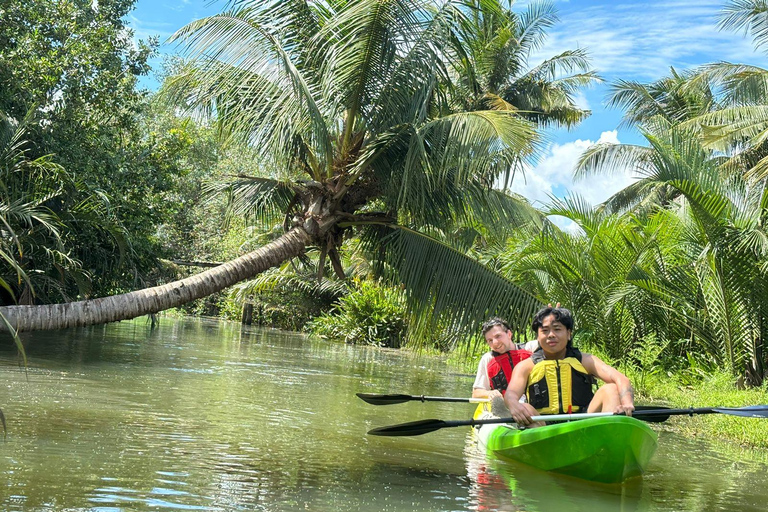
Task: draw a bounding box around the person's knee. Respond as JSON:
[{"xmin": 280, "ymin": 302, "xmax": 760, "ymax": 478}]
[
  {"xmin": 588, "ymin": 383, "xmax": 619, "ymax": 413},
  {"xmin": 597, "ymin": 383, "xmax": 618, "ymax": 397}
]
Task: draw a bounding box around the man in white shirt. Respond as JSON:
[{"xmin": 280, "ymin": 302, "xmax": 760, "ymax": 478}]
[{"xmin": 472, "ymin": 317, "xmax": 538, "ymax": 399}]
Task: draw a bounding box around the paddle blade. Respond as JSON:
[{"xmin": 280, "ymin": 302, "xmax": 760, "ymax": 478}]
[
  {"xmin": 356, "ymin": 393, "xmax": 414, "ymax": 405},
  {"xmin": 368, "ymin": 419, "xmax": 448, "ymax": 436},
  {"xmin": 713, "ymin": 405, "xmax": 768, "ymax": 418}
]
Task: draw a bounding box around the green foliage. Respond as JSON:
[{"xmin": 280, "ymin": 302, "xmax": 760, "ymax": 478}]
[
  {"xmin": 627, "ymin": 333, "xmax": 669, "ymax": 395},
  {"xmin": 308, "ymin": 279, "xmax": 408, "ymax": 348},
  {"xmin": 0, "ymin": 0, "xmax": 173, "ymax": 298},
  {"xmin": 0, "ymin": 111, "xmax": 128, "ymax": 304}
]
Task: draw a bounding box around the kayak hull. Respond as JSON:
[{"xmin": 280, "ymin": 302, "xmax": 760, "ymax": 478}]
[{"xmin": 477, "ymin": 416, "xmax": 657, "ymax": 484}]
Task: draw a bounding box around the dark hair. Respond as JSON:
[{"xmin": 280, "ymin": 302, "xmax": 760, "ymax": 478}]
[
  {"xmin": 482, "ymin": 317, "xmax": 512, "ymax": 335},
  {"xmin": 531, "ymin": 307, "xmax": 574, "ymax": 332}
]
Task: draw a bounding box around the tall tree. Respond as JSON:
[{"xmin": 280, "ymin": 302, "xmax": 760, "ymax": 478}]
[
  {"xmin": 0, "ymin": 0, "xmax": 185, "ymax": 298},
  {"xmin": 0, "ymin": 0, "xmax": 599, "ymax": 336}
]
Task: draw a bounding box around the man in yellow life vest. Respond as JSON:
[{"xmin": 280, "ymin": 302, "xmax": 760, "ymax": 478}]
[{"xmin": 503, "ymin": 307, "xmax": 635, "ymax": 426}]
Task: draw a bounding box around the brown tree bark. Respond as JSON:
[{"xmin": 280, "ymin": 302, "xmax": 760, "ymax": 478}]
[{"xmin": 0, "ymin": 228, "xmax": 312, "ymax": 333}]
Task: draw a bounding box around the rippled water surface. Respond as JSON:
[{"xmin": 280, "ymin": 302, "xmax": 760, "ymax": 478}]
[{"xmin": 1, "ymin": 318, "xmax": 767, "ymax": 511}]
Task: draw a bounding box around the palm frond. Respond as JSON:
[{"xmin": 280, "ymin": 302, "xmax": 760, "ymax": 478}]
[
  {"xmin": 230, "ymin": 266, "xmax": 349, "ymax": 302},
  {"xmin": 315, "ymin": 0, "xmax": 433, "ymax": 143},
  {"xmin": 601, "ymin": 181, "xmax": 677, "ymax": 216},
  {"xmin": 362, "ymin": 223, "xmax": 541, "ymax": 345},
  {"xmin": 719, "ymin": 0, "xmax": 768, "ymax": 54},
  {"xmin": 365, "ymin": 0, "xmax": 461, "ymax": 130},
  {"xmin": 522, "ymin": 48, "xmax": 594, "ymax": 82},
  {"xmin": 167, "ymin": 9, "xmax": 333, "ymax": 179},
  {"xmin": 516, "ymin": 0, "xmax": 558, "ymax": 56},
  {"xmin": 205, "ymin": 175, "xmax": 297, "ymax": 228},
  {"xmin": 545, "ymin": 194, "xmax": 603, "ymax": 235},
  {"xmin": 376, "ymin": 110, "xmax": 537, "ymax": 227},
  {"xmin": 689, "ymin": 105, "xmax": 768, "ymax": 151},
  {"xmin": 574, "ymin": 141, "xmax": 655, "ymax": 180},
  {"xmin": 690, "ymin": 61, "xmax": 768, "ymax": 106}
]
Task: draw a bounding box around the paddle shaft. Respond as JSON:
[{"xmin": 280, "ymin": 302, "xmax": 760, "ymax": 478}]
[
  {"xmin": 412, "ymin": 396, "xmax": 489, "ymax": 404},
  {"xmin": 433, "ymin": 407, "xmax": 735, "ymax": 428},
  {"xmin": 451, "ymin": 407, "xmax": 711, "ymax": 428},
  {"xmin": 356, "ymin": 393, "xmax": 490, "ymax": 405}
]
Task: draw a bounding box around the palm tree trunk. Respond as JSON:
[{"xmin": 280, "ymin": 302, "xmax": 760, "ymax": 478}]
[{"xmin": 0, "ymin": 227, "xmax": 312, "ymax": 333}]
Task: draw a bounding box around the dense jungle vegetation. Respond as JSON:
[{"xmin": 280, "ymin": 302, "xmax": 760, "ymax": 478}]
[{"xmin": 3, "ymin": 0, "xmax": 768, "ymax": 394}]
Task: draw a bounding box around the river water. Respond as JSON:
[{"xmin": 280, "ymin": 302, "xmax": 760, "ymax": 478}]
[{"xmin": 0, "ymin": 317, "xmax": 766, "ymax": 511}]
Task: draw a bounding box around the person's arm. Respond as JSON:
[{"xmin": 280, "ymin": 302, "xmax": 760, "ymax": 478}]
[
  {"xmin": 503, "ymin": 359, "xmax": 534, "ymax": 424},
  {"xmin": 472, "ymin": 387, "xmax": 500, "ymax": 399},
  {"xmin": 582, "ymin": 354, "xmax": 635, "ymax": 415},
  {"xmin": 472, "ymin": 354, "xmax": 501, "ymax": 399}
]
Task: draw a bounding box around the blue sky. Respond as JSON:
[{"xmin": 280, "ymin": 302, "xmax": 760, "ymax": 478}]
[{"xmin": 126, "ymin": 0, "xmax": 764, "ymax": 209}]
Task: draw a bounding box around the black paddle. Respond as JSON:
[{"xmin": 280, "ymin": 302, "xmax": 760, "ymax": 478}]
[
  {"xmin": 356, "ymin": 393, "xmax": 673, "ymax": 421},
  {"xmin": 356, "ymin": 394, "xmax": 675, "ymax": 420},
  {"xmin": 367, "ymin": 405, "xmax": 768, "ymax": 436},
  {"xmin": 356, "ymin": 393, "xmax": 490, "ymax": 405}
]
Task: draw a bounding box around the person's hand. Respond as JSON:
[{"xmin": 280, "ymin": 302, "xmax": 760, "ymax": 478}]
[
  {"xmin": 507, "ymin": 400, "xmax": 533, "ymax": 426},
  {"xmin": 547, "ymin": 302, "xmax": 561, "ymax": 308},
  {"xmin": 488, "ymin": 389, "xmax": 502, "ymax": 400},
  {"xmin": 617, "ymin": 386, "xmax": 634, "ymax": 416}
]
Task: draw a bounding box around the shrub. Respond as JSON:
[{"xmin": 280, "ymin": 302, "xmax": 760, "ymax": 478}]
[{"xmin": 307, "ymin": 279, "xmax": 408, "ymax": 347}]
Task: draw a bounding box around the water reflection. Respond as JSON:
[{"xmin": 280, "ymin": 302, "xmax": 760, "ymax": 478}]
[
  {"xmin": 1, "ymin": 317, "xmax": 768, "ymax": 511},
  {"xmin": 465, "ymin": 438, "xmax": 646, "ymax": 512}
]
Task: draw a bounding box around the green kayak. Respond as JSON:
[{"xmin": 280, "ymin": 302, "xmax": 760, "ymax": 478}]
[{"xmin": 475, "ymin": 416, "xmax": 658, "ymax": 484}]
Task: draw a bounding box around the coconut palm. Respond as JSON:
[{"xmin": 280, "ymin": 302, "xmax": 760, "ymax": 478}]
[
  {"xmin": 609, "ymin": 68, "xmax": 715, "ymax": 129},
  {"xmin": 674, "ymin": 2, "xmax": 768, "ymax": 181},
  {"xmin": 573, "ymin": 118, "xmax": 768, "ymax": 382},
  {"xmin": 450, "ymin": 0, "xmax": 598, "ymax": 128},
  {"xmin": 573, "ymin": 68, "xmax": 721, "ymax": 215},
  {"xmin": 0, "ymin": 0, "xmax": 588, "ymax": 336}
]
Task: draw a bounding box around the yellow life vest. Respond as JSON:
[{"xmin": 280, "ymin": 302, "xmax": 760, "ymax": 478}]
[{"xmin": 526, "ymin": 347, "xmax": 595, "ymax": 414}]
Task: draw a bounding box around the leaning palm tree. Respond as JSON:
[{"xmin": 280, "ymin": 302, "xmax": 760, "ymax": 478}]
[{"xmin": 0, "ymin": 0, "xmax": 583, "ymax": 336}]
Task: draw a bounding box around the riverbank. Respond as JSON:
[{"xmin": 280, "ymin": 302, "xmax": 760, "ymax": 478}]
[{"xmin": 634, "ymin": 371, "xmax": 768, "ymax": 455}]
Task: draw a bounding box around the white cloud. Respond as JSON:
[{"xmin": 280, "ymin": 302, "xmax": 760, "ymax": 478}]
[
  {"xmin": 127, "ymin": 14, "xmax": 175, "ymax": 42},
  {"xmin": 511, "ymin": 130, "xmax": 636, "ymax": 208},
  {"xmin": 530, "ymin": 0, "xmax": 761, "ymax": 80},
  {"xmin": 572, "ymin": 91, "xmax": 590, "ymax": 111}
]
